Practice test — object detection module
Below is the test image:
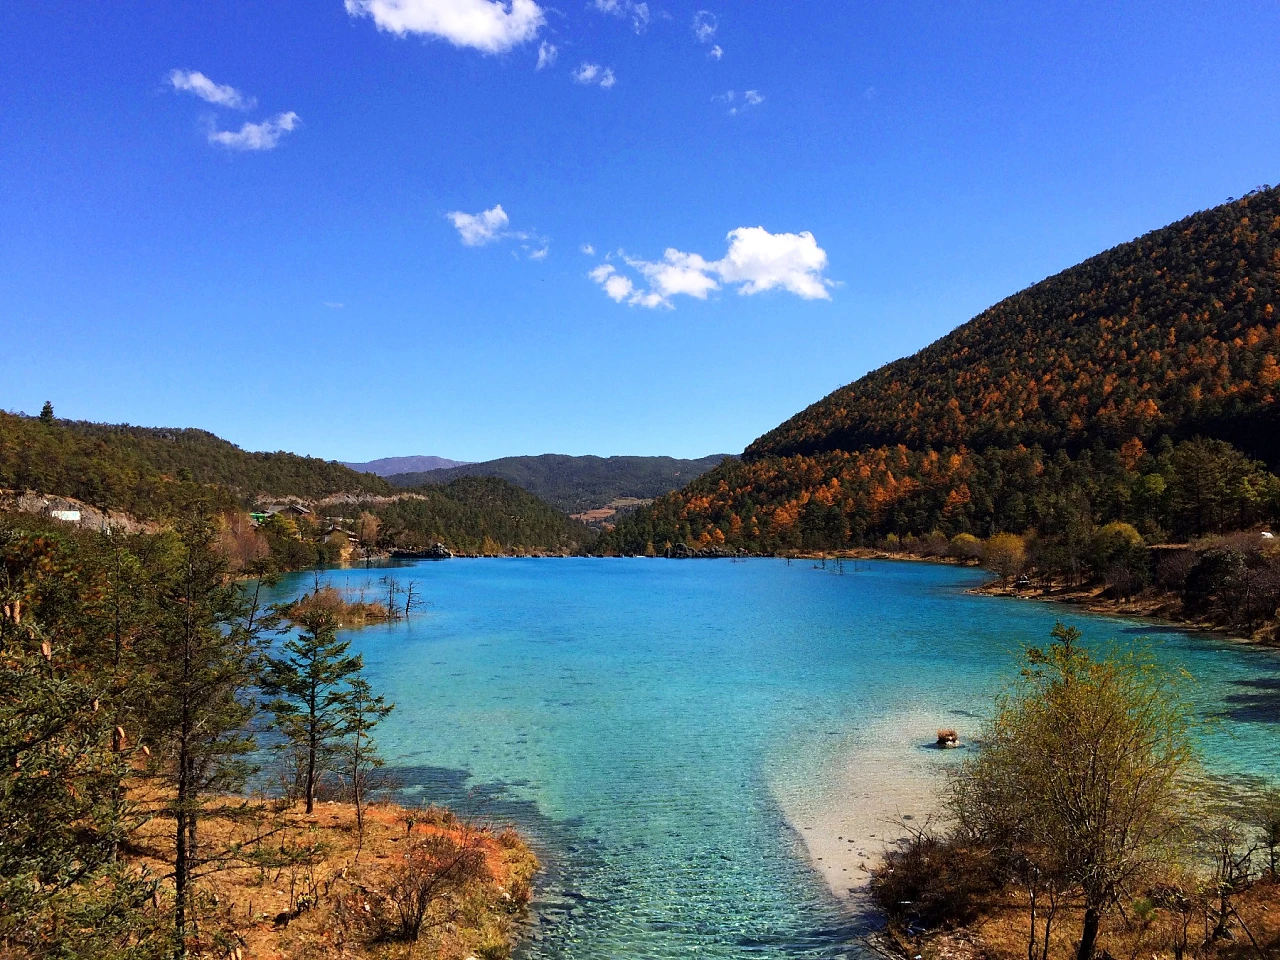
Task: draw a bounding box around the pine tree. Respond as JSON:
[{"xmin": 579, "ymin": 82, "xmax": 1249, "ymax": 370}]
[
  {"xmin": 262, "ymin": 610, "xmax": 363, "ymax": 815},
  {"xmin": 38, "ymin": 400, "xmax": 54, "ymax": 425},
  {"xmin": 139, "ymin": 514, "xmax": 268, "ymax": 958},
  {"xmin": 0, "ymin": 544, "xmax": 168, "ymax": 958},
  {"xmin": 336, "ymin": 675, "xmax": 393, "ymax": 838}
]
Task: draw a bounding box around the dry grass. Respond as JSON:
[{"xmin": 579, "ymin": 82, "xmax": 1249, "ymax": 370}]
[
  {"xmin": 129, "ymin": 796, "xmax": 538, "ymax": 959},
  {"xmin": 281, "ymin": 587, "xmax": 395, "ymax": 627},
  {"xmin": 892, "ymin": 877, "xmax": 1280, "ymax": 960}
]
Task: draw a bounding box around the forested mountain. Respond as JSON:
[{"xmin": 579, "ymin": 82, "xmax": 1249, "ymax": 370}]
[
  {"xmin": 319, "ymin": 476, "xmax": 595, "ymax": 555},
  {"xmin": 0, "ymin": 410, "xmax": 390, "ymax": 515},
  {"xmin": 388, "ymin": 454, "xmax": 731, "ymax": 513},
  {"xmin": 752, "ymin": 186, "xmax": 1280, "ymax": 467},
  {"xmin": 604, "ymin": 187, "xmax": 1280, "ymax": 556},
  {"xmin": 341, "ymin": 455, "xmax": 469, "ymax": 476},
  {"xmin": 0, "ymin": 411, "xmax": 594, "ymax": 559}
]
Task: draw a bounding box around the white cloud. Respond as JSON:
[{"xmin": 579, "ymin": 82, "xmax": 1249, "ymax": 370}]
[
  {"xmin": 447, "ymin": 204, "xmax": 548, "ymax": 256},
  {"xmin": 344, "ymin": 0, "xmax": 544, "ymax": 54},
  {"xmin": 208, "ymin": 112, "xmax": 300, "ymax": 150},
  {"xmin": 324, "ymin": 301, "xmax": 345, "ymax": 309},
  {"xmin": 536, "ymin": 40, "xmax": 557, "ymax": 69},
  {"xmin": 169, "ymin": 69, "xmax": 256, "ymax": 109},
  {"xmin": 573, "ymin": 62, "xmax": 615, "ymax": 87},
  {"xmin": 589, "ymin": 264, "xmax": 636, "ymax": 303},
  {"xmin": 593, "ymin": 0, "xmax": 649, "ymax": 32},
  {"xmin": 580, "ymin": 243, "xmax": 595, "ymax": 255},
  {"xmin": 743, "ymin": 89, "xmax": 763, "ymax": 106},
  {"xmin": 626, "ymin": 249, "xmax": 719, "ymax": 300},
  {"xmin": 447, "ymin": 204, "xmax": 511, "ymax": 245},
  {"xmin": 588, "ymin": 227, "xmax": 832, "ymax": 308},
  {"xmin": 692, "ymin": 9, "xmax": 717, "ymax": 42},
  {"xmin": 707, "ymin": 44, "xmax": 723, "ymax": 60},
  {"xmin": 716, "ymin": 226, "xmax": 830, "ymax": 299}
]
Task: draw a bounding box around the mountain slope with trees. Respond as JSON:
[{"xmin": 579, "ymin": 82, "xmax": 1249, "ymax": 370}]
[
  {"xmin": 750, "ymin": 186, "xmax": 1280, "ymax": 466},
  {"xmin": 0, "ymin": 411, "xmax": 594, "ymax": 560},
  {"xmin": 388, "ymin": 453, "xmax": 731, "ymax": 514},
  {"xmin": 320, "ymin": 476, "xmax": 596, "ymax": 555},
  {"xmin": 0, "ymin": 409, "xmax": 390, "ymax": 516},
  {"xmin": 603, "ymin": 188, "xmax": 1280, "ymax": 589}
]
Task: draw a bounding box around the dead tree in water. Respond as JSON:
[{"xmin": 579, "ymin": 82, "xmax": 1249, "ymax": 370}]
[{"xmin": 403, "ymin": 580, "xmax": 425, "ymax": 619}]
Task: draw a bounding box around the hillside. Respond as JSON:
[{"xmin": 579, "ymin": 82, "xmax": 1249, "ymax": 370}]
[
  {"xmin": 341, "ymin": 455, "xmax": 469, "ymax": 476},
  {"xmin": 389, "ymin": 454, "xmax": 731, "ymax": 513},
  {"xmin": 604, "ymin": 188, "xmax": 1280, "ymax": 555},
  {"xmin": 0, "ymin": 411, "xmax": 593, "ymax": 559},
  {"xmin": 317, "ymin": 476, "xmax": 596, "ymax": 555},
  {"xmin": 0, "ymin": 410, "xmax": 389, "ymax": 517},
  {"xmin": 750, "ymin": 186, "xmax": 1280, "ymax": 467}
]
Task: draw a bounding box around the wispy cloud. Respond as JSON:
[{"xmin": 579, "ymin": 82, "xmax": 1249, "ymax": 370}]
[
  {"xmin": 324, "ymin": 301, "xmax": 345, "ymax": 309},
  {"xmin": 580, "ymin": 243, "xmax": 596, "ymax": 256},
  {"xmin": 593, "ymin": 0, "xmax": 650, "ymax": 33},
  {"xmin": 344, "ymin": 0, "xmax": 544, "ymax": 54},
  {"xmin": 707, "ymin": 44, "xmax": 723, "ymax": 60},
  {"xmin": 208, "ymin": 112, "xmax": 300, "ymax": 151},
  {"xmin": 447, "ymin": 203, "xmax": 548, "ymax": 258},
  {"xmin": 169, "ymin": 69, "xmax": 256, "ymax": 109},
  {"xmin": 692, "ymin": 10, "xmax": 717, "ymax": 43},
  {"xmin": 448, "ymin": 204, "xmax": 512, "ymax": 245},
  {"xmin": 536, "ymin": 40, "xmax": 558, "ymax": 69},
  {"xmin": 714, "ymin": 89, "xmax": 763, "ymax": 115},
  {"xmin": 573, "ymin": 63, "xmax": 616, "ymax": 88},
  {"xmin": 589, "ymin": 227, "xmax": 832, "ymax": 308}
]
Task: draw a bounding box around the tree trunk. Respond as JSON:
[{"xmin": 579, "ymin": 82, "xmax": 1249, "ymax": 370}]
[
  {"xmin": 305, "ymin": 733, "xmax": 316, "ymax": 814},
  {"xmin": 174, "ymin": 744, "xmax": 190, "ymax": 960},
  {"xmin": 1076, "ymin": 906, "xmax": 1100, "ymax": 960}
]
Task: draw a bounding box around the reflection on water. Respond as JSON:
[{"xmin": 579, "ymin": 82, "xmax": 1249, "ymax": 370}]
[{"xmin": 267, "ymin": 559, "xmax": 1280, "ymax": 959}]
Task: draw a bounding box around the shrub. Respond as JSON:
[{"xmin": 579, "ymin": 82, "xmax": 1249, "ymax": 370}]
[
  {"xmin": 1090, "ymin": 522, "xmax": 1150, "ymax": 597},
  {"xmin": 948, "ymin": 533, "xmax": 983, "ymax": 561},
  {"xmin": 983, "ymin": 533, "xmax": 1027, "ymax": 582},
  {"xmin": 346, "ymin": 832, "xmax": 490, "ymax": 943},
  {"xmin": 871, "ymin": 824, "xmax": 999, "ymax": 929}
]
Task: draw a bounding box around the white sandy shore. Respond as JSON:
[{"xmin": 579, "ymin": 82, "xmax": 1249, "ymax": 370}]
[{"xmin": 772, "ymin": 709, "xmax": 966, "ymax": 911}]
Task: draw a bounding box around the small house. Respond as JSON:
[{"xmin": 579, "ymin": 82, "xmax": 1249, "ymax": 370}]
[{"xmin": 264, "ymin": 503, "xmax": 312, "ymax": 519}]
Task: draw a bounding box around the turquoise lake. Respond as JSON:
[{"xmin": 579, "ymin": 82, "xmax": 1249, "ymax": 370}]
[{"xmin": 275, "ymin": 558, "xmax": 1280, "ymax": 959}]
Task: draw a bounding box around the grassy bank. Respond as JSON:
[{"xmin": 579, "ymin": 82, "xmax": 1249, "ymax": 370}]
[{"xmin": 127, "ymin": 796, "xmax": 539, "ymax": 960}]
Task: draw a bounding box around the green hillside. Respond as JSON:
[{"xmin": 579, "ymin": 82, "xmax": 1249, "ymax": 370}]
[
  {"xmin": 0, "ymin": 410, "xmax": 389, "ymax": 516},
  {"xmin": 389, "ymin": 453, "xmax": 730, "ymax": 513},
  {"xmin": 321, "ymin": 476, "xmax": 595, "ymax": 555},
  {"xmin": 605, "ymin": 188, "xmax": 1280, "ymax": 557},
  {"xmin": 0, "ymin": 410, "xmax": 593, "ymax": 559}
]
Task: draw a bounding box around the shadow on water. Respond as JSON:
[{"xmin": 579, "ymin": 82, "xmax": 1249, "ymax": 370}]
[
  {"xmin": 380, "ymin": 763, "xmax": 875, "ymax": 959},
  {"xmin": 1220, "ymin": 675, "xmax": 1280, "ymax": 724}
]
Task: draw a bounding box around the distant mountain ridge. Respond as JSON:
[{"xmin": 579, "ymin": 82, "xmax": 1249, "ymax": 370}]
[
  {"xmin": 342, "ymin": 455, "xmax": 470, "ymax": 476},
  {"xmin": 388, "ymin": 454, "xmax": 732, "ymax": 514}
]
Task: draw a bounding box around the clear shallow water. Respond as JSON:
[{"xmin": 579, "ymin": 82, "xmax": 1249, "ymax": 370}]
[{"xmin": 271, "ymin": 558, "xmax": 1280, "ymax": 959}]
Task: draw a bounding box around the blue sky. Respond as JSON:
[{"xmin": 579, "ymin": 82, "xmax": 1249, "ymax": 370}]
[{"xmin": 4, "ymin": 1, "xmax": 1280, "ymax": 462}]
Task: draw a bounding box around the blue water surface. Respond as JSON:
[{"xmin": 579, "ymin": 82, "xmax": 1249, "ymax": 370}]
[{"xmin": 270, "ymin": 558, "xmax": 1280, "ymax": 959}]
